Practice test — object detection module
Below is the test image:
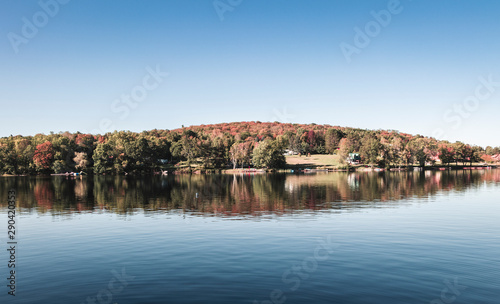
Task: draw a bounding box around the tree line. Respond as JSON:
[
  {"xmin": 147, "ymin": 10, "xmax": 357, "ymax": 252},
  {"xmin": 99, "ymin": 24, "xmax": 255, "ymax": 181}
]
[{"xmin": 0, "ymin": 121, "xmax": 498, "ymax": 175}]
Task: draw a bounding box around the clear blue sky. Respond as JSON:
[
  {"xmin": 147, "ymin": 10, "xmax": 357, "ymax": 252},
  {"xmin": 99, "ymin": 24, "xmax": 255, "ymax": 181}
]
[{"xmin": 1, "ymin": 0, "xmax": 499, "ymax": 147}]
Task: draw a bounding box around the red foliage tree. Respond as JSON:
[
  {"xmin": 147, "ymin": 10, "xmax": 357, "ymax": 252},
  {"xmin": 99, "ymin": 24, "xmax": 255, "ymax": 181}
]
[{"xmin": 33, "ymin": 141, "xmax": 55, "ymax": 171}]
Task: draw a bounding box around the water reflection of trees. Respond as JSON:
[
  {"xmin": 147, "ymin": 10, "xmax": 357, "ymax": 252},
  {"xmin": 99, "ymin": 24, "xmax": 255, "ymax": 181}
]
[{"xmin": 0, "ymin": 170, "xmax": 499, "ymax": 216}]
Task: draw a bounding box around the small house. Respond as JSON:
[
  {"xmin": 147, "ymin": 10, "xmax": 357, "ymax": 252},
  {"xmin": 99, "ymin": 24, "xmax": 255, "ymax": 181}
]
[{"xmin": 348, "ymin": 153, "xmax": 361, "ymax": 164}]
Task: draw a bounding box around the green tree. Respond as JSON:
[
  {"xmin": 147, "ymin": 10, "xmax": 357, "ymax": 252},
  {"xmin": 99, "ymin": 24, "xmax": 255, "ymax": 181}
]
[
  {"xmin": 93, "ymin": 142, "xmax": 114, "ymax": 174},
  {"xmin": 185, "ymin": 131, "xmax": 201, "ymax": 166},
  {"xmin": 0, "ymin": 138, "xmax": 18, "ymax": 174},
  {"xmin": 452, "ymin": 142, "xmax": 469, "ymax": 166},
  {"xmin": 408, "ymin": 138, "xmax": 431, "ymax": 167},
  {"xmin": 390, "ymin": 136, "xmax": 406, "ymax": 167},
  {"xmin": 472, "ymin": 146, "xmax": 484, "ymax": 165},
  {"xmin": 288, "ymin": 132, "xmax": 302, "ymax": 154},
  {"xmin": 463, "ymin": 145, "xmax": 483, "ymax": 166},
  {"xmin": 252, "ymin": 140, "xmax": 285, "ymax": 169},
  {"xmin": 360, "ymin": 135, "xmax": 381, "ymax": 165},
  {"xmin": 325, "ymin": 129, "xmax": 343, "ymax": 154},
  {"xmin": 50, "ymin": 135, "xmax": 77, "ymax": 173},
  {"xmin": 14, "ymin": 137, "xmax": 35, "ymax": 174}
]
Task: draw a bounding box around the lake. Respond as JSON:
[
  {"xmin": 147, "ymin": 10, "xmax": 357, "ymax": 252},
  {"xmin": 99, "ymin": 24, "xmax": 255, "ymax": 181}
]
[{"xmin": 1, "ymin": 170, "xmax": 499, "ymax": 303}]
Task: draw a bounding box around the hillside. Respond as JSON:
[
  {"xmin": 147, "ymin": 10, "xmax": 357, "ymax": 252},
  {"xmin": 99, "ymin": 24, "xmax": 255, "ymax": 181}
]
[{"xmin": 0, "ymin": 121, "xmax": 499, "ymax": 175}]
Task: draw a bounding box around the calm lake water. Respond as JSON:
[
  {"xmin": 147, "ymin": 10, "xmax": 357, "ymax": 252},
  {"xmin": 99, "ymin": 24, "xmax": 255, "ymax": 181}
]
[{"xmin": 1, "ymin": 170, "xmax": 499, "ymax": 304}]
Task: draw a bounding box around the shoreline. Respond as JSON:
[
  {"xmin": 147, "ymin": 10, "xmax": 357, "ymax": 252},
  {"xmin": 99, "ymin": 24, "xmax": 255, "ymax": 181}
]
[{"xmin": 2, "ymin": 164, "xmax": 497, "ymax": 177}]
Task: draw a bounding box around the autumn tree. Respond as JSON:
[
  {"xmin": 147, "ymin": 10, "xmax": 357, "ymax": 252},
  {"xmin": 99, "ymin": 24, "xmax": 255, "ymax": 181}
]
[
  {"xmin": 230, "ymin": 141, "xmax": 253, "ymax": 169},
  {"xmin": 338, "ymin": 138, "xmax": 354, "ymax": 165},
  {"xmin": 33, "ymin": 141, "xmax": 55, "ymax": 172},
  {"xmin": 438, "ymin": 144, "xmax": 455, "ymax": 166},
  {"xmin": 73, "ymin": 152, "xmax": 90, "ymax": 172}
]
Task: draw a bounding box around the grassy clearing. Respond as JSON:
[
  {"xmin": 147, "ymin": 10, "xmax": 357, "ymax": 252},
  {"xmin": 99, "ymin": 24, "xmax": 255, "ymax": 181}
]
[{"xmin": 285, "ymin": 154, "xmax": 343, "ymax": 169}]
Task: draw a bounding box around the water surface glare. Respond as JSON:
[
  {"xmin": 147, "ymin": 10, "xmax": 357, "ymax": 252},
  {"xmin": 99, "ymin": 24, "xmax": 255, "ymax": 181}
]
[{"xmin": 1, "ymin": 170, "xmax": 499, "ymax": 303}]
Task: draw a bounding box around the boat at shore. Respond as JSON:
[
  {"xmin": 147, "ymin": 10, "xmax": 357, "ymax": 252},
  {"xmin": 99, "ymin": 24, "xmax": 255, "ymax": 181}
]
[{"xmin": 50, "ymin": 172, "xmax": 84, "ymax": 176}]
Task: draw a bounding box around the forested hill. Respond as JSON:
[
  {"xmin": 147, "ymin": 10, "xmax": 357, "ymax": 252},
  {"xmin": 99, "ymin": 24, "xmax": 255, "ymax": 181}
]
[
  {"xmin": 1, "ymin": 121, "xmax": 499, "ymax": 175},
  {"xmin": 170, "ymin": 121, "xmax": 366, "ymax": 139}
]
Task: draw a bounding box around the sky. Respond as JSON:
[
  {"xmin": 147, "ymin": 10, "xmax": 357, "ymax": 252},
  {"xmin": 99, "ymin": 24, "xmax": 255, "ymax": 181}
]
[{"xmin": 1, "ymin": 0, "xmax": 500, "ymax": 147}]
